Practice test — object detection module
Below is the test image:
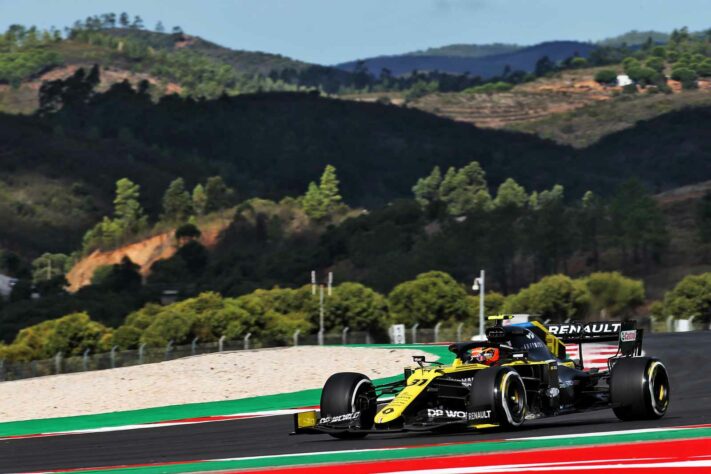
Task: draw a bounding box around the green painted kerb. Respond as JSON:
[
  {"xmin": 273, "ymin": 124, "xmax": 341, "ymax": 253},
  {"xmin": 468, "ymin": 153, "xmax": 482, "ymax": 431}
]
[
  {"xmin": 0, "ymin": 344, "xmax": 453, "ymax": 437},
  {"xmin": 52, "ymin": 427, "xmax": 711, "ymax": 474}
]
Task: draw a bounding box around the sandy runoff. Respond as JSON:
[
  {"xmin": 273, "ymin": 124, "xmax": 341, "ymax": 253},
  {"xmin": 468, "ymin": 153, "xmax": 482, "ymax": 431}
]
[{"xmin": 0, "ymin": 346, "xmax": 432, "ymax": 422}]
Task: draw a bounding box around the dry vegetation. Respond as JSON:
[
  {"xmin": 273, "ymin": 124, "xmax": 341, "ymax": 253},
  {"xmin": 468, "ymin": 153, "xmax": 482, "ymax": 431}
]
[
  {"xmin": 343, "ymin": 67, "xmax": 711, "ymax": 148},
  {"xmin": 508, "ymin": 85, "xmax": 711, "ymax": 148}
]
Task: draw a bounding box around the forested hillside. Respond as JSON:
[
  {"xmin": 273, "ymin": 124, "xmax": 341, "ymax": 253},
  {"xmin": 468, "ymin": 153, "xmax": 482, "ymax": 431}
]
[{"xmin": 2, "ymin": 64, "xmax": 711, "ymax": 258}]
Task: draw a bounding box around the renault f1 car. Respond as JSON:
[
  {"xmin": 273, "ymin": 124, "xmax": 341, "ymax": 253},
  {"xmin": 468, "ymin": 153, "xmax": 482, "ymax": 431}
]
[{"xmin": 293, "ymin": 316, "xmax": 670, "ymax": 438}]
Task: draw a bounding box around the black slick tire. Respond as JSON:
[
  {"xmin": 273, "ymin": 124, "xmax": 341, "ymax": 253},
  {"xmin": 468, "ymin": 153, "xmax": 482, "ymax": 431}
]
[
  {"xmin": 469, "ymin": 367, "xmax": 527, "ymax": 429},
  {"xmin": 610, "ymin": 357, "xmax": 670, "ymax": 421},
  {"xmin": 320, "ymin": 372, "xmax": 376, "ymax": 439}
]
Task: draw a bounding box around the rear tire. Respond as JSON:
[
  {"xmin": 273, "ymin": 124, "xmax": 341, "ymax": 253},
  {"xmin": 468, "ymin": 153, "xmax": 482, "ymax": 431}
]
[
  {"xmin": 610, "ymin": 357, "xmax": 670, "ymax": 421},
  {"xmin": 320, "ymin": 372, "xmax": 376, "ymax": 439},
  {"xmin": 469, "ymin": 367, "xmax": 527, "ymax": 429}
]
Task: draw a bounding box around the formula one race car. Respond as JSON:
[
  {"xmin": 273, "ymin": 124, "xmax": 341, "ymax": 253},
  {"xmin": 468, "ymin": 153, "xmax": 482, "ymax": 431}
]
[{"xmin": 292, "ymin": 316, "xmax": 670, "ymax": 438}]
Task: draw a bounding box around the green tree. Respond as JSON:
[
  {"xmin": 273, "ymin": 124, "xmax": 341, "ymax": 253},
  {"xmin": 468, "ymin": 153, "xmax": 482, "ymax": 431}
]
[
  {"xmin": 671, "ymin": 67, "xmax": 698, "ymax": 89},
  {"xmin": 493, "ymin": 178, "xmax": 528, "ymax": 209},
  {"xmin": 627, "ymin": 66, "xmax": 661, "ymax": 87},
  {"xmin": 503, "ymin": 274, "xmax": 590, "ymax": 322},
  {"xmin": 302, "ymin": 181, "xmax": 325, "ymax": 219},
  {"xmin": 651, "ymin": 46, "xmax": 667, "ymax": 59},
  {"xmin": 5, "ymin": 312, "xmax": 111, "ymax": 360},
  {"xmin": 594, "ymin": 69, "xmax": 618, "ymax": 85},
  {"xmin": 192, "ymin": 184, "xmax": 207, "ymax": 216},
  {"xmin": 526, "ymin": 184, "xmax": 573, "ymax": 275},
  {"xmin": 438, "ymin": 161, "xmax": 492, "ymax": 216},
  {"xmin": 31, "ymin": 253, "xmax": 70, "ymax": 283},
  {"xmin": 161, "ymin": 178, "xmax": 193, "ymax": 222},
  {"xmin": 609, "ymin": 180, "xmax": 668, "ymax": 263},
  {"xmin": 204, "ymin": 176, "xmax": 233, "ymax": 213},
  {"xmin": 388, "ymin": 271, "xmax": 472, "ymax": 326},
  {"xmin": 579, "ymin": 191, "xmax": 605, "ymax": 268},
  {"xmin": 326, "ymin": 282, "xmax": 389, "ymax": 334},
  {"xmin": 696, "ymin": 60, "xmax": 711, "ymax": 77},
  {"xmin": 302, "ymin": 165, "xmax": 343, "ymax": 220},
  {"xmin": 488, "ymin": 178, "xmax": 528, "ymax": 292},
  {"xmin": 645, "ymin": 57, "xmax": 665, "ymax": 73},
  {"xmin": 622, "ymin": 57, "xmax": 640, "ymax": 74},
  {"xmin": 570, "ymin": 57, "xmax": 587, "ymax": 68},
  {"xmin": 652, "ymin": 273, "xmax": 711, "ymax": 324},
  {"xmin": 412, "ymin": 166, "xmax": 442, "ymax": 208},
  {"xmin": 114, "ymin": 178, "xmax": 147, "ymax": 234},
  {"xmin": 319, "ymin": 164, "xmax": 342, "ymax": 212},
  {"xmin": 92, "ymin": 257, "xmax": 142, "ymax": 291},
  {"xmin": 582, "ymin": 272, "xmax": 644, "ymax": 319}
]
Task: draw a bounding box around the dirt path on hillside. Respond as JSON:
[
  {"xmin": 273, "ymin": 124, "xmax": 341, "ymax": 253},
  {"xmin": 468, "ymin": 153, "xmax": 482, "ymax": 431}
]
[{"xmin": 0, "ymin": 346, "xmax": 431, "ymax": 422}]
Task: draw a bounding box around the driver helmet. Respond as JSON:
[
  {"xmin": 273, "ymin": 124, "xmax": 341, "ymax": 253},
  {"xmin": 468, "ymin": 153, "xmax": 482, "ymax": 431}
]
[{"xmin": 469, "ymin": 347, "xmax": 500, "ymax": 365}]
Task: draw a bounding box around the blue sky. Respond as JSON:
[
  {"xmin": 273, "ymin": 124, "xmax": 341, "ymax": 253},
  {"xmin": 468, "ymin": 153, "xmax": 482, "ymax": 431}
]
[{"xmin": 0, "ymin": 0, "xmax": 708, "ymax": 64}]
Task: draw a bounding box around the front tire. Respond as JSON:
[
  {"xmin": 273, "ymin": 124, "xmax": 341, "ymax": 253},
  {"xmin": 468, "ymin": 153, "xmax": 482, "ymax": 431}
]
[
  {"xmin": 469, "ymin": 367, "xmax": 527, "ymax": 429},
  {"xmin": 610, "ymin": 357, "xmax": 670, "ymax": 421},
  {"xmin": 320, "ymin": 372, "xmax": 376, "ymax": 439}
]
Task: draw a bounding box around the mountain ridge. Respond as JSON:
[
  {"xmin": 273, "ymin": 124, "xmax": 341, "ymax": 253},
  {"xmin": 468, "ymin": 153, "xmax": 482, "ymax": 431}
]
[{"xmin": 336, "ymin": 41, "xmax": 596, "ymax": 77}]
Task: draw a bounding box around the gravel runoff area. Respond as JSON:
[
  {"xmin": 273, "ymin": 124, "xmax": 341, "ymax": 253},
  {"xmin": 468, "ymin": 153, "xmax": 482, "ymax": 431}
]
[{"xmin": 0, "ymin": 346, "xmax": 432, "ymax": 422}]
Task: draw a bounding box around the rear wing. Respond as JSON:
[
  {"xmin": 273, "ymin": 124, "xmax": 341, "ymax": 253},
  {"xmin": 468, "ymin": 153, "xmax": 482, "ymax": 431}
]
[{"xmin": 547, "ymin": 321, "xmax": 643, "ymax": 368}]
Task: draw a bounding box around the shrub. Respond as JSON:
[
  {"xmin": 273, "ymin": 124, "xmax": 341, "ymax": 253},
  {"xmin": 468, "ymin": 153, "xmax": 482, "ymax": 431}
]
[
  {"xmin": 651, "ymin": 273, "xmax": 711, "ymax": 324},
  {"xmin": 4, "ymin": 312, "xmax": 112, "ymax": 360},
  {"xmin": 388, "ymin": 271, "xmax": 472, "ymax": 326},
  {"xmin": 503, "ymin": 274, "xmax": 589, "ymax": 322},
  {"xmin": 671, "ymin": 67, "xmax": 698, "ymax": 89},
  {"xmin": 326, "ymin": 282, "xmax": 389, "ymax": 334},
  {"xmin": 594, "ymin": 69, "xmax": 617, "ymax": 85},
  {"xmin": 582, "ymin": 272, "xmax": 644, "ymax": 319}
]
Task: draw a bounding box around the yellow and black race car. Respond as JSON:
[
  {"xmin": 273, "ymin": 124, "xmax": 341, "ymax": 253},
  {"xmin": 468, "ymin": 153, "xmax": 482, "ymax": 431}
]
[{"xmin": 293, "ymin": 316, "xmax": 670, "ymax": 438}]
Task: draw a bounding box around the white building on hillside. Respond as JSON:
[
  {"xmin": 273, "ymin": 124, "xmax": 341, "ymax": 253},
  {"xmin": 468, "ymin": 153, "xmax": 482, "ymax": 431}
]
[
  {"xmin": 617, "ymin": 74, "xmax": 633, "ymax": 87},
  {"xmin": 0, "ymin": 273, "xmax": 17, "ymax": 299}
]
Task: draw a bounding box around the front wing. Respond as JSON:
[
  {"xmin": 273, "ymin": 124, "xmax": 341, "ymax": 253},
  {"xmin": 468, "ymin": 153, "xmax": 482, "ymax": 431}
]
[{"xmin": 291, "ymin": 410, "xmax": 497, "ymax": 435}]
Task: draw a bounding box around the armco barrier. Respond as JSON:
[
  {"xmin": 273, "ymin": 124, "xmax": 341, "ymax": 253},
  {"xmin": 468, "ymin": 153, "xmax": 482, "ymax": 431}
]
[{"xmin": 0, "ymin": 330, "xmax": 377, "ymax": 382}]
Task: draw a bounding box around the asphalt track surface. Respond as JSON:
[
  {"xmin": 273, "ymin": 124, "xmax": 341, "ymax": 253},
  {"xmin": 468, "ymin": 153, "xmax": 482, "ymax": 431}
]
[{"xmin": 1, "ymin": 332, "xmax": 710, "ymax": 473}]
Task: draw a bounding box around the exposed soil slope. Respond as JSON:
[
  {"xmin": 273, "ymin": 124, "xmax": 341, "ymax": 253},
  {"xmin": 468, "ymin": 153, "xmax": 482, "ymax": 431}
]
[{"xmin": 66, "ymin": 217, "xmax": 230, "ymax": 291}]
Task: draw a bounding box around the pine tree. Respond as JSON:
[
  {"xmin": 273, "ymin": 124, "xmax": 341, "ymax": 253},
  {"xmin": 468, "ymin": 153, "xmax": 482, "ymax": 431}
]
[
  {"xmin": 192, "ymin": 184, "xmax": 207, "ymax": 216},
  {"xmin": 437, "ymin": 161, "xmax": 491, "ymax": 216},
  {"xmin": 319, "ymin": 165, "xmax": 342, "ymax": 212},
  {"xmin": 155, "ymin": 21, "xmax": 165, "ymax": 33},
  {"xmin": 204, "ymin": 176, "xmax": 233, "ymax": 213},
  {"xmin": 162, "ymin": 178, "xmax": 193, "ymax": 222},
  {"xmin": 114, "ymin": 178, "xmax": 147, "ymax": 234},
  {"xmin": 412, "ymin": 166, "xmax": 442, "ymax": 207},
  {"xmin": 494, "ymin": 178, "xmax": 528, "ymax": 209},
  {"xmin": 302, "ymin": 182, "xmax": 325, "ymax": 219},
  {"xmin": 119, "ymin": 12, "xmax": 130, "ymax": 28},
  {"xmin": 131, "ymin": 15, "xmax": 144, "ymax": 30}
]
